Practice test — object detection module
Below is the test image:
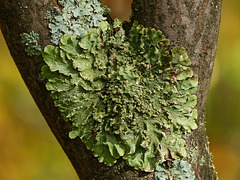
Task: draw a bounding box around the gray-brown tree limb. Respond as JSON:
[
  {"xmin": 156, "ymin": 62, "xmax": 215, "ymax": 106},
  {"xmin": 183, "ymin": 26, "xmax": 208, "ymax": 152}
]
[{"xmin": 0, "ymin": 0, "xmax": 222, "ymax": 179}]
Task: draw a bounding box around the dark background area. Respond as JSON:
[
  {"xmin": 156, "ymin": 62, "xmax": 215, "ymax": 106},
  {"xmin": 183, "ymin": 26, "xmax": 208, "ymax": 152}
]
[{"xmin": 0, "ymin": 0, "xmax": 239, "ymax": 179}]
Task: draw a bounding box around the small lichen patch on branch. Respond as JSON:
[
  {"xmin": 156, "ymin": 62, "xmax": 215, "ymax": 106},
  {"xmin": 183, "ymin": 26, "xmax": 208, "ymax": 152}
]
[
  {"xmin": 18, "ymin": 2, "xmax": 28, "ymax": 10},
  {"xmin": 20, "ymin": 31, "xmax": 43, "ymax": 56},
  {"xmin": 41, "ymin": 19, "xmax": 198, "ymax": 172},
  {"xmin": 200, "ymin": 155, "xmax": 206, "ymax": 166},
  {"xmin": 155, "ymin": 160, "xmax": 195, "ymax": 180},
  {"xmin": 45, "ymin": 0, "xmax": 109, "ymax": 45},
  {"xmin": 188, "ymin": 140, "xmax": 199, "ymax": 164}
]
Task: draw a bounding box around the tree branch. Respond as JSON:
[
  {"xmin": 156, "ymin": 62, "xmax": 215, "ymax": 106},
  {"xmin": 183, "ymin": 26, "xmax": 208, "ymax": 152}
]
[
  {"xmin": 131, "ymin": 0, "xmax": 222, "ymax": 179},
  {"xmin": 0, "ymin": 0, "xmax": 222, "ymax": 179}
]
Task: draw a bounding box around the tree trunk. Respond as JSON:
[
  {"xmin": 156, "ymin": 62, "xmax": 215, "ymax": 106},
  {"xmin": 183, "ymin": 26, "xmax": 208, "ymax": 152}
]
[{"xmin": 0, "ymin": 0, "xmax": 222, "ymax": 179}]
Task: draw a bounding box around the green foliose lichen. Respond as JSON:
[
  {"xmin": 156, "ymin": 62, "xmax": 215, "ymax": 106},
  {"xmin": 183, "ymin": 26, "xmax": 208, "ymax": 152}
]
[
  {"xmin": 20, "ymin": 31, "xmax": 43, "ymax": 56},
  {"xmin": 41, "ymin": 19, "xmax": 198, "ymax": 172},
  {"xmin": 155, "ymin": 160, "xmax": 195, "ymax": 180},
  {"xmin": 45, "ymin": 0, "xmax": 109, "ymax": 45}
]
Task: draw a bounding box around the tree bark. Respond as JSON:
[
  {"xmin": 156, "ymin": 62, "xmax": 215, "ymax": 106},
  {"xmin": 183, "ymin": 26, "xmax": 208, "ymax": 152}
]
[{"xmin": 0, "ymin": 0, "xmax": 222, "ymax": 179}]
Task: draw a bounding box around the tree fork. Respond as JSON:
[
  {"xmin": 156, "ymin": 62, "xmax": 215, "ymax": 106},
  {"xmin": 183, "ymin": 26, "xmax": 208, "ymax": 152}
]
[{"xmin": 0, "ymin": 0, "xmax": 222, "ymax": 179}]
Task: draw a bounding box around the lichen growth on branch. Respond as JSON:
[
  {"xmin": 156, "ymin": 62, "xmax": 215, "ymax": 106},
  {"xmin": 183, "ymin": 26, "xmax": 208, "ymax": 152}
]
[
  {"xmin": 20, "ymin": 31, "xmax": 43, "ymax": 56},
  {"xmin": 45, "ymin": 0, "xmax": 109, "ymax": 45},
  {"xmin": 41, "ymin": 19, "xmax": 198, "ymax": 172},
  {"xmin": 155, "ymin": 160, "xmax": 195, "ymax": 180}
]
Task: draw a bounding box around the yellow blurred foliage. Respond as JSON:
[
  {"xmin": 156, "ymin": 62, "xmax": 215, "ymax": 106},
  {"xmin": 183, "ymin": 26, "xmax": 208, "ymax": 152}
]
[
  {"xmin": 212, "ymin": 142, "xmax": 240, "ymax": 180},
  {"xmin": 102, "ymin": 0, "xmax": 131, "ymax": 20}
]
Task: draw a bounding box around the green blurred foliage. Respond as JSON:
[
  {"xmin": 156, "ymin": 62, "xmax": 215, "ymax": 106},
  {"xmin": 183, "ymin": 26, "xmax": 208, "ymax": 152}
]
[{"xmin": 0, "ymin": 0, "xmax": 240, "ymax": 179}]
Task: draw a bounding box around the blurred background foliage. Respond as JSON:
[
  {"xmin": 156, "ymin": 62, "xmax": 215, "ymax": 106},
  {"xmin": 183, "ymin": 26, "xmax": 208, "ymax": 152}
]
[{"xmin": 0, "ymin": 0, "xmax": 239, "ymax": 179}]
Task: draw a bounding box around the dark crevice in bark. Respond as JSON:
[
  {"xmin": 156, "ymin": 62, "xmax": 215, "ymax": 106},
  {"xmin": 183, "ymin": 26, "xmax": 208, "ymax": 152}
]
[{"xmin": 0, "ymin": 0, "xmax": 222, "ymax": 179}]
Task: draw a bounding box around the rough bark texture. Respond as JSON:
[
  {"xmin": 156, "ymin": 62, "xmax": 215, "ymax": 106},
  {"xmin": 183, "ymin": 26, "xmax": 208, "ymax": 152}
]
[{"xmin": 0, "ymin": 0, "xmax": 222, "ymax": 179}]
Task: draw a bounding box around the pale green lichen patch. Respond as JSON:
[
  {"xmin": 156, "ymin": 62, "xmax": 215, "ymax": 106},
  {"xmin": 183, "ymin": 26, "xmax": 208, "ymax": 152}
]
[
  {"xmin": 200, "ymin": 156, "xmax": 206, "ymax": 166},
  {"xmin": 41, "ymin": 20, "xmax": 198, "ymax": 172},
  {"xmin": 20, "ymin": 31, "xmax": 43, "ymax": 56},
  {"xmin": 45, "ymin": 0, "xmax": 109, "ymax": 45},
  {"xmin": 188, "ymin": 140, "xmax": 199, "ymax": 164},
  {"xmin": 155, "ymin": 160, "xmax": 195, "ymax": 180}
]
